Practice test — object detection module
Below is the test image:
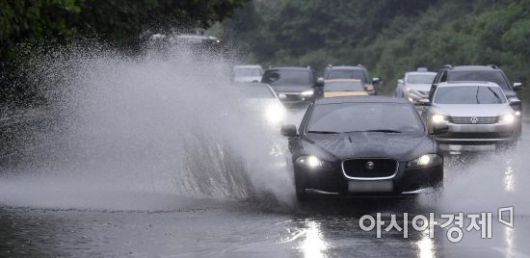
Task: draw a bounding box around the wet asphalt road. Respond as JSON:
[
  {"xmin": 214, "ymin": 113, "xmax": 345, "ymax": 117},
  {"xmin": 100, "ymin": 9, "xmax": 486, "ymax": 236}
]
[{"xmin": 0, "ymin": 106, "xmax": 529, "ymax": 258}]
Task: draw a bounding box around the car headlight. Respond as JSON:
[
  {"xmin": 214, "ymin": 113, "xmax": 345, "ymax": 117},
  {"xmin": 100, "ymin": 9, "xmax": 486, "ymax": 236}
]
[
  {"xmin": 431, "ymin": 114, "xmax": 447, "ymax": 124},
  {"xmin": 296, "ymin": 155, "xmax": 323, "ymax": 169},
  {"xmin": 515, "ymin": 111, "xmax": 521, "ymax": 117},
  {"xmin": 301, "ymin": 90, "xmax": 314, "ymax": 97},
  {"xmin": 265, "ymin": 103, "xmax": 286, "ymax": 125},
  {"xmin": 500, "ymin": 113, "xmax": 516, "ymax": 124},
  {"xmin": 407, "ymin": 154, "xmax": 443, "ymax": 168}
]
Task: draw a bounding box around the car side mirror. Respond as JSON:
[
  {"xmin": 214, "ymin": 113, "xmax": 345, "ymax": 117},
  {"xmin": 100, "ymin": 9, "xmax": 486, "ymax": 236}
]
[
  {"xmin": 431, "ymin": 124, "xmax": 449, "ymax": 135},
  {"xmin": 372, "ymin": 77, "xmax": 381, "ymax": 84},
  {"xmin": 316, "ymin": 77, "xmax": 325, "ymax": 87},
  {"xmin": 281, "ymin": 124, "xmax": 298, "ymax": 137},
  {"xmin": 398, "ymin": 79, "xmax": 404, "ymax": 85},
  {"xmin": 513, "ymin": 82, "xmax": 523, "ymax": 91},
  {"xmin": 508, "ymin": 97, "xmax": 521, "ymax": 105}
]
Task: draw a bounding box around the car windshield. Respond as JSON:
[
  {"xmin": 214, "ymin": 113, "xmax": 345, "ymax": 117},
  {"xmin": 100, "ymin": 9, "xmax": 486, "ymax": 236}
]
[
  {"xmin": 234, "ymin": 67, "xmax": 262, "ymax": 77},
  {"xmin": 306, "ymin": 103, "xmax": 423, "ymax": 133},
  {"xmin": 406, "ymin": 73, "xmax": 436, "ymax": 84},
  {"xmin": 325, "ymin": 69, "xmax": 368, "ymax": 82},
  {"xmin": 238, "ymin": 86, "xmax": 275, "ymax": 99},
  {"xmin": 446, "ymin": 70, "xmax": 509, "ymax": 89},
  {"xmin": 262, "ymin": 69, "xmax": 312, "ymax": 86},
  {"xmin": 434, "ymin": 86, "xmax": 506, "ymax": 104},
  {"xmin": 325, "ymin": 81, "xmax": 365, "ymax": 91}
]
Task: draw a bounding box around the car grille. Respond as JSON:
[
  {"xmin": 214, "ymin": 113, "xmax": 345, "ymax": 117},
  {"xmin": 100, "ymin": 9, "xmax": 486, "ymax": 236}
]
[
  {"xmin": 342, "ymin": 159, "xmax": 398, "ymax": 178},
  {"xmin": 450, "ymin": 116, "xmax": 498, "ymax": 124}
]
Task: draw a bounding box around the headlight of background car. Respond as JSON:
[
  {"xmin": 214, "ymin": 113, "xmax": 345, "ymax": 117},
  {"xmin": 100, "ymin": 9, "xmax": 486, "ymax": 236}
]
[
  {"xmin": 301, "ymin": 89, "xmax": 314, "ymax": 97},
  {"xmin": 265, "ymin": 103, "xmax": 286, "ymax": 125},
  {"xmin": 499, "ymin": 113, "xmax": 516, "ymax": 124},
  {"xmin": 296, "ymin": 155, "xmax": 323, "ymax": 169},
  {"xmin": 431, "ymin": 114, "xmax": 447, "ymax": 124},
  {"xmin": 407, "ymin": 154, "xmax": 443, "ymax": 168}
]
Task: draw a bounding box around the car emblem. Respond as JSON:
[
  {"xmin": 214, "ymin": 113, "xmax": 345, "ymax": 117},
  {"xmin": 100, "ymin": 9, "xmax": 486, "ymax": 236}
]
[
  {"xmin": 365, "ymin": 161, "xmax": 375, "ymax": 170},
  {"xmin": 470, "ymin": 116, "xmax": 479, "ymax": 124}
]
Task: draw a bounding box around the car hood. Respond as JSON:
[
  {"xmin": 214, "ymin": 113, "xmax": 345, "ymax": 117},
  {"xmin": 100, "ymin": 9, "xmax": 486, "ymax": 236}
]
[
  {"xmin": 432, "ymin": 104, "xmax": 513, "ymax": 117},
  {"xmin": 300, "ymin": 132, "xmax": 434, "ymax": 161},
  {"xmin": 406, "ymin": 84, "xmax": 432, "ymax": 93},
  {"xmin": 271, "ymin": 85, "xmax": 313, "ymax": 93}
]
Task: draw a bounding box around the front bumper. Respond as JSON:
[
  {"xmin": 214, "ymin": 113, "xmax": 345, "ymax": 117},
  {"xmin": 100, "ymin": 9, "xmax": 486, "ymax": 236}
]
[
  {"xmin": 294, "ymin": 161, "xmax": 443, "ymax": 195},
  {"xmin": 434, "ymin": 122, "xmax": 519, "ymax": 149}
]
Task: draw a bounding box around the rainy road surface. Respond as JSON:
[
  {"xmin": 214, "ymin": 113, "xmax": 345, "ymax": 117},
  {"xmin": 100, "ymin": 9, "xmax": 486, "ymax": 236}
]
[{"xmin": 0, "ymin": 106, "xmax": 529, "ymax": 258}]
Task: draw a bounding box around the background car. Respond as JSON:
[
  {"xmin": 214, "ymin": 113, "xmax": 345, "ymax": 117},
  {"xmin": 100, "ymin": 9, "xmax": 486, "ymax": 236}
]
[
  {"xmin": 282, "ymin": 96, "xmax": 445, "ymax": 201},
  {"xmin": 261, "ymin": 66, "xmax": 323, "ymax": 106},
  {"xmin": 324, "ymin": 65, "xmax": 380, "ymax": 95},
  {"xmin": 430, "ymin": 65, "xmax": 523, "ymax": 111},
  {"xmin": 423, "ymin": 81, "xmax": 520, "ymax": 152},
  {"xmin": 395, "ymin": 68, "xmax": 436, "ymax": 104},
  {"xmin": 323, "ymin": 79, "xmax": 374, "ymax": 97},
  {"xmin": 236, "ymin": 82, "xmax": 286, "ymax": 127},
  {"xmin": 233, "ymin": 65, "xmax": 263, "ymax": 83}
]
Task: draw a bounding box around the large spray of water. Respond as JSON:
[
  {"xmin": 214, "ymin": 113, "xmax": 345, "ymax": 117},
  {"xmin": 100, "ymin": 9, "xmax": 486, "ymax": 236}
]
[{"xmin": 0, "ymin": 42, "xmax": 295, "ymax": 210}]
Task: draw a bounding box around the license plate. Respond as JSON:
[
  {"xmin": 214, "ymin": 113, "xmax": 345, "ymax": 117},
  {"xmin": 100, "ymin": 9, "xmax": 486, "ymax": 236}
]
[{"xmin": 348, "ymin": 180, "xmax": 393, "ymax": 193}]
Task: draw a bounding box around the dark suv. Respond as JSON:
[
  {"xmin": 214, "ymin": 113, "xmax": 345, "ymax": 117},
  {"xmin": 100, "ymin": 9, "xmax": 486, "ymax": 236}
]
[
  {"xmin": 262, "ymin": 67, "xmax": 323, "ymax": 106},
  {"xmin": 429, "ymin": 65, "xmax": 523, "ymax": 111},
  {"xmin": 324, "ymin": 65, "xmax": 380, "ymax": 95}
]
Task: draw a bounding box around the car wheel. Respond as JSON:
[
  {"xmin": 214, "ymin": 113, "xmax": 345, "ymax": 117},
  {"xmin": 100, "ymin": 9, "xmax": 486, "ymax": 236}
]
[{"xmin": 296, "ymin": 187, "xmax": 307, "ymax": 202}]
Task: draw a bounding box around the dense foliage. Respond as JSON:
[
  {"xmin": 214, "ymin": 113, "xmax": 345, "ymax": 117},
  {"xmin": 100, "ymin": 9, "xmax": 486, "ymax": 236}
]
[
  {"xmin": 224, "ymin": 0, "xmax": 530, "ymax": 97},
  {"xmin": 0, "ymin": 0, "xmax": 247, "ymax": 105}
]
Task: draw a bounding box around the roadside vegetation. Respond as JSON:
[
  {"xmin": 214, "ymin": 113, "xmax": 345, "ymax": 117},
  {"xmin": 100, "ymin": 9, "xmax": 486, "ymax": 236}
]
[{"xmin": 0, "ymin": 0, "xmax": 247, "ymax": 106}]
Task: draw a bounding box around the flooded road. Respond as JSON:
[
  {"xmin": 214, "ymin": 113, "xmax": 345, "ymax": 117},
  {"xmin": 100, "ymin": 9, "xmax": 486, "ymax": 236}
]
[
  {"xmin": 0, "ymin": 112, "xmax": 529, "ymax": 257},
  {"xmin": 0, "ymin": 48, "xmax": 529, "ymax": 257}
]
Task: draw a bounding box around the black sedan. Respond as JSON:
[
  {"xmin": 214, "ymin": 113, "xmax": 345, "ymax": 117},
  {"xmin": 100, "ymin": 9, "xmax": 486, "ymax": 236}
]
[
  {"xmin": 281, "ymin": 96, "xmax": 447, "ymax": 201},
  {"xmin": 261, "ymin": 67, "xmax": 323, "ymax": 106}
]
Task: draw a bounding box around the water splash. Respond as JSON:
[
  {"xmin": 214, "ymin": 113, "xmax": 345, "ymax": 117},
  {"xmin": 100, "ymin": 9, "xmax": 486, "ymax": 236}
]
[{"xmin": 0, "ymin": 41, "xmax": 295, "ymax": 210}]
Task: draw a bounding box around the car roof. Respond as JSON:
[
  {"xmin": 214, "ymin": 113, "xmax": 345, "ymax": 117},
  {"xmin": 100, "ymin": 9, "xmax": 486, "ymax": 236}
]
[
  {"xmin": 450, "ymin": 65, "xmax": 498, "ymax": 71},
  {"xmin": 234, "ymin": 65, "xmax": 262, "ymax": 69},
  {"xmin": 268, "ymin": 66, "xmax": 311, "ymax": 71},
  {"xmin": 315, "ymin": 96, "xmax": 409, "ymax": 105},
  {"xmin": 326, "ymin": 66, "xmax": 365, "ymax": 70},
  {"xmin": 405, "ymin": 71, "xmax": 436, "ymax": 76},
  {"xmin": 437, "ymin": 81, "xmax": 501, "ymax": 87},
  {"xmin": 324, "ymin": 79, "xmax": 362, "ymax": 83}
]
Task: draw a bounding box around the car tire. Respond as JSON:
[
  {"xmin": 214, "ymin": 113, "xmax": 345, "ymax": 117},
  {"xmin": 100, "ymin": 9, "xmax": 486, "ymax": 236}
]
[
  {"xmin": 295, "ymin": 186, "xmax": 307, "ymax": 202},
  {"xmin": 294, "ymin": 174, "xmax": 308, "ymax": 202}
]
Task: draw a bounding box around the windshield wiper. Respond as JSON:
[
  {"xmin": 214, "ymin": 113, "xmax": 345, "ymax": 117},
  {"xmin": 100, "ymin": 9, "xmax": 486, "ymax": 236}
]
[{"xmin": 307, "ymin": 130, "xmax": 341, "ymax": 134}]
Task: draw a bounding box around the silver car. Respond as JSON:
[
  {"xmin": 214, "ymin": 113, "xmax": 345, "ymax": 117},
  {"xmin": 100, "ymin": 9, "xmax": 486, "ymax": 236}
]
[
  {"xmin": 395, "ymin": 69, "xmax": 437, "ymax": 104},
  {"xmin": 423, "ymin": 81, "xmax": 521, "ymax": 152}
]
